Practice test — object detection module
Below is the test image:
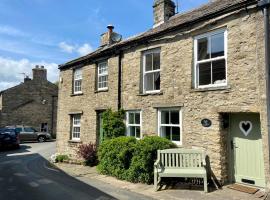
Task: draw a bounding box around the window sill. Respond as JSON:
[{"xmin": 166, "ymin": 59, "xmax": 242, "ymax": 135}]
[
  {"xmin": 68, "ymin": 140, "xmax": 82, "ymax": 144},
  {"xmin": 71, "ymin": 92, "xmax": 84, "ymax": 97},
  {"xmin": 138, "ymin": 91, "xmax": 163, "ymax": 96},
  {"xmin": 191, "ymin": 85, "xmax": 231, "ymax": 92},
  {"xmin": 95, "ymin": 89, "xmax": 109, "ymax": 93}
]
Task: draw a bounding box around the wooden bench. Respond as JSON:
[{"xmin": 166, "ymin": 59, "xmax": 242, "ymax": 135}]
[{"xmin": 154, "ymin": 148, "xmax": 208, "ymax": 192}]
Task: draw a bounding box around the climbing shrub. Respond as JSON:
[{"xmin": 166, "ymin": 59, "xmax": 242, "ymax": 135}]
[
  {"xmin": 97, "ymin": 136, "xmax": 137, "ymax": 180},
  {"xmin": 102, "ymin": 109, "xmax": 126, "ymax": 139}
]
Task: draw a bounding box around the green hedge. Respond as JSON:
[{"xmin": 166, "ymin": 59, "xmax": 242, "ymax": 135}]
[
  {"xmin": 97, "ymin": 136, "xmax": 137, "ymax": 180},
  {"xmin": 97, "ymin": 136, "xmax": 176, "ymax": 184}
]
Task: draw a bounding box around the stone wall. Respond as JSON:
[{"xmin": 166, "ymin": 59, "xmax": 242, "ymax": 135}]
[
  {"xmin": 0, "ymin": 78, "xmax": 58, "ymax": 136},
  {"xmin": 57, "ymin": 7, "xmax": 270, "ymax": 186}
]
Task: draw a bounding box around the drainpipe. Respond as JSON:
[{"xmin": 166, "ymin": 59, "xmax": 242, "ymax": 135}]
[
  {"xmin": 258, "ymin": 0, "xmax": 270, "ymax": 168},
  {"xmin": 118, "ymin": 51, "xmax": 123, "ymax": 110}
]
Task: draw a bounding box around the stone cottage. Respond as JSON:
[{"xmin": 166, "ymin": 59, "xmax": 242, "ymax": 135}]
[
  {"xmin": 0, "ymin": 66, "xmax": 58, "ymax": 136},
  {"xmin": 57, "ymin": 0, "xmax": 270, "ymax": 188}
]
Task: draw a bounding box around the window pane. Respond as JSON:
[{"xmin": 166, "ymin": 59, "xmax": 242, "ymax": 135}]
[
  {"xmin": 145, "ymin": 74, "xmax": 154, "ymax": 91},
  {"xmin": 171, "ymin": 111, "xmax": 179, "ymax": 124},
  {"xmin": 135, "ymin": 113, "xmax": 140, "ymax": 124},
  {"xmin": 161, "ymin": 111, "xmax": 170, "ymax": 124},
  {"xmin": 172, "ymin": 127, "xmax": 180, "ymax": 141},
  {"xmin": 145, "ymin": 54, "xmax": 152, "ymax": 72},
  {"xmin": 74, "ymin": 68, "xmax": 82, "ymax": 80},
  {"xmin": 211, "ymin": 33, "xmax": 224, "ymax": 58},
  {"xmin": 130, "ymin": 126, "xmax": 136, "ymax": 137},
  {"xmin": 198, "ymin": 62, "xmax": 211, "ymax": 86},
  {"xmin": 154, "ymin": 72, "xmax": 160, "ymax": 90},
  {"xmin": 153, "ymin": 53, "xmax": 160, "ymax": 70},
  {"xmin": 198, "ymin": 37, "xmax": 210, "ymax": 60},
  {"xmin": 135, "ymin": 127, "xmax": 141, "ymax": 138},
  {"xmin": 129, "ymin": 113, "xmax": 135, "ymax": 124},
  {"xmin": 212, "ymin": 59, "xmax": 226, "ymax": 84},
  {"xmin": 161, "ymin": 126, "xmax": 171, "ymax": 140}
]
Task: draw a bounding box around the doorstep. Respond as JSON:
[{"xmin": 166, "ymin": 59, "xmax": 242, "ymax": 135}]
[{"xmin": 55, "ymin": 163, "xmax": 266, "ymax": 200}]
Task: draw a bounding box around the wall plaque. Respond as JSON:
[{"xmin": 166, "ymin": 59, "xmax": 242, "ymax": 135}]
[{"xmin": 201, "ymin": 119, "xmax": 212, "ymax": 127}]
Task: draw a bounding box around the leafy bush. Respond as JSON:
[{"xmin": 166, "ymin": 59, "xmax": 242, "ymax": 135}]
[
  {"xmin": 102, "ymin": 109, "xmax": 126, "ymax": 139},
  {"xmin": 77, "ymin": 143, "xmax": 98, "ymax": 166},
  {"xmin": 97, "ymin": 136, "xmax": 137, "ymax": 180},
  {"xmin": 97, "ymin": 136, "xmax": 175, "ymax": 184},
  {"xmin": 55, "ymin": 154, "xmax": 69, "ymax": 163},
  {"xmin": 127, "ymin": 136, "xmax": 176, "ymax": 184}
]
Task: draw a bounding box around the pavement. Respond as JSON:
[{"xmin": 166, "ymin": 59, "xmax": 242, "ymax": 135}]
[
  {"xmin": 57, "ymin": 162, "xmax": 266, "ymax": 200},
  {"xmin": 0, "ymin": 141, "xmax": 266, "ymax": 200}
]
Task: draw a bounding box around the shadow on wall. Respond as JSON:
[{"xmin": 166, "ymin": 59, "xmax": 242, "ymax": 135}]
[{"xmin": 206, "ymin": 155, "xmax": 222, "ymax": 190}]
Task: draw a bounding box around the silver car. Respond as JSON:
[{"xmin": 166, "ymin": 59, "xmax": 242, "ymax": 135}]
[{"xmin": 6, "ymin": 126, "xmax": 52, "ymax": 143}]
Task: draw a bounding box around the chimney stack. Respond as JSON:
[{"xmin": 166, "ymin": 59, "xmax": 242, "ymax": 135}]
[
  {"xmin": 100, "ymin": 25, "xmax": 122, "ymax": 46},
  {"xmin": 32, "ymin": 65, "xmax": 47, "ymax": 81},
  {"xmin": 153, "ymin": 0, "xmax": 176, "ymax": 27}
]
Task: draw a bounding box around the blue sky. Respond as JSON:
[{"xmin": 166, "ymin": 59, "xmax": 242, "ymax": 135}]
[{"xmin": 0, "ymin": 0, "xmax": 209, "ymax": 91}]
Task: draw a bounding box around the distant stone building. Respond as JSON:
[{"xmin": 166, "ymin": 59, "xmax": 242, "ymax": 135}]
[
  {"xmin": 0, "ymin": 66, "xmax": 58, "ymax": 136},
  {"xmin": 57, "ymin": 0, "xmax": 270, "ymax": 188}
]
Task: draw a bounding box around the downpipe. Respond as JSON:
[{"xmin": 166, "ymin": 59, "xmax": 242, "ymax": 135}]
[{"xmin": 258, "ymin": 0, "xmax": 270, "ymax": 173}]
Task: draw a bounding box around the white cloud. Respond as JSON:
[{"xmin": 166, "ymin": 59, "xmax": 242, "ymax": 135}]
[
  {"xmin": 0, "ymin": 25, "xmax": 28, "ymax": 37},
  {"xmin": 59, "ymin": 42, "xmax": 75, "ymax": 53},
  {"xmin": 0, "ymin": 57, "xmax": 59, "ymax": 91},
  {"xmin": 77, "ymin": 43, "xmax": 93, "ymax": 56},
  {"xmin": 59, "ymin": 42, "xmax": 93, "ymax": 56}
]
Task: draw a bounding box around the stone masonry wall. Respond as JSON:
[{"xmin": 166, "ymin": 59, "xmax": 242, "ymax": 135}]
[
  {"xmin": 0, "ymin": 79, "xmax": 58, "ymax": 136},
  {"xmin": 57, "ymin": 7, "xmax": 270, "ymax": 186}
]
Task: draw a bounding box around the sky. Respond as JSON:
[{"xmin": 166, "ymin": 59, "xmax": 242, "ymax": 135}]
[{"xmin": 0, "ymin": 0, "xmax": 209, "ymax": 91}]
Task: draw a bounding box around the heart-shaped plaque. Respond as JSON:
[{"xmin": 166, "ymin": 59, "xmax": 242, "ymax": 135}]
[{"xmin": 239, "ymin": 121, "xmax": 253, "ymax": 137}]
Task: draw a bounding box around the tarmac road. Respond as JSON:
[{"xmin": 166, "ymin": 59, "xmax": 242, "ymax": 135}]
[{"xmin": 0, "ymin": 142, "xmax": 152, "ymax": 200}]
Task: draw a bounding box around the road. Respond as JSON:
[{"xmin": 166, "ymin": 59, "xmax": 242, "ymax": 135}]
[{"xmin": 0, "ymin": 142, "xmax": 153, "ymax": 200}]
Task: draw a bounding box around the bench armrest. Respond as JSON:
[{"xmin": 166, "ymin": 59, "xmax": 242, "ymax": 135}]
[{"xmin": 154, "ymin": 160, "xmax": 161, "ymax": 169}]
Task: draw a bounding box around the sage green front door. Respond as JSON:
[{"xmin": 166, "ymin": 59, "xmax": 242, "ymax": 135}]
[
  {"xmin": 230, "ymin": 113, "xmax": 265, "ymax": 187},
  {"xmin": 97, "ymin": 112, "xmax": 104, "ymax": 145}
]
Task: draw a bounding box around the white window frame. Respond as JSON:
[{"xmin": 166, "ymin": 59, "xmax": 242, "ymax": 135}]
[
  {"xmin": 97, "ymin": 61, "xmax": 108, "ymax": 91},
  {"xmin": 158, "ymin": 108, "xmax": 182, "ymax": 145},
  {"xmin": 73, "ymin": 68, "xmax": 82, "ymax": 94},
  {"xmin": 143, "ymin": 49, "xmax": 161, "ymax": 94},
  {"xmin": 72, "ymin": 115, "xmax": 81, "ymax": 141},
  {"xmin": 126, "ymin": 111, "xmax": 142, "ymax": 140},
  {"xmin": 194, "ymin": 29, "xmax": 228, "ymax": 89}
]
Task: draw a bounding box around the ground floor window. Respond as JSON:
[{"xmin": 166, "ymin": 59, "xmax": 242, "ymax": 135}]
[
  {"xmin": 158, "ymin": 108, "xmax": 182, "ymax": 145},
  {"xmin": 72, "ymin": 115, "xmax": 81, "ymax": 141},
  {"xmin": 40, "ymin": 123, "xmax": 48, "ymax": 132},
  {"xmin": 126, "ymin": 111, "xmax": 142, "ymax": 139}
]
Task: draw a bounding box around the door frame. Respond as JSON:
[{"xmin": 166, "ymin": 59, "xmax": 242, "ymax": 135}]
[{"xmin": 96, "ymin": 110, "xmax": 105, "ymax": 146}]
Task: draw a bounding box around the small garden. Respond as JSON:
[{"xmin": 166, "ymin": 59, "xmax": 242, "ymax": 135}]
[{"xmin": 55, "ymin": 109, "xmax": 176, "ymax": 185}]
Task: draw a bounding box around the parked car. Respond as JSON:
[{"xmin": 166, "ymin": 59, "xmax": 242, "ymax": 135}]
[
  {"xmin": 0, "ymin": 128, "xmax": 20, "ymax": 149},
  {"xmin": 5, "ymin": 126, "xmax": 52, "ymax": 143}
]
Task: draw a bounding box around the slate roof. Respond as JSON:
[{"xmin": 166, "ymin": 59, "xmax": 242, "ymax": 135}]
[{"xmin": 59, "ymin": 0, "xmax": 258, "ymax": 69}]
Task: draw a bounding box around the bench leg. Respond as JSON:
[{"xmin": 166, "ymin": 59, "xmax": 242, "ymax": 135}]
[
  {"xmin": 203, "ymin": 175, "xmax": 208, "ymax": 193},
  {"xmin": 154, "ymin": 171, "xmax": 158, "ymax": 191}
]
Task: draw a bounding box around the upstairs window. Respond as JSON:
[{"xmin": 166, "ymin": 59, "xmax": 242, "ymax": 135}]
[
  {"xmin": 97, "ymin": 61, "xmax": 108, "ymax": 91},
  {"xmin": 194, "ymin": 29, "xmax": 227, "ymax": 88},
  {"xmin": 72, "ymin": 115, "xmax": 81, "ymax": 141},
  {"xmin": 126, "ymin": 111, "xmax": 142, "ymax": 139},
  {"xmin": 143, "ymin": 49, "xmax": 161, "ymax": 93},
  {"xmin": 73, "ymin": 68, "xmax": 82, "ymax": 94}
]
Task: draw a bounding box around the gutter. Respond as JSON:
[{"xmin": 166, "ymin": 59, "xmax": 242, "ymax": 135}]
[{"xmin": 258, "ymin": 0, "xmax": 270, "ymax": 171}]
